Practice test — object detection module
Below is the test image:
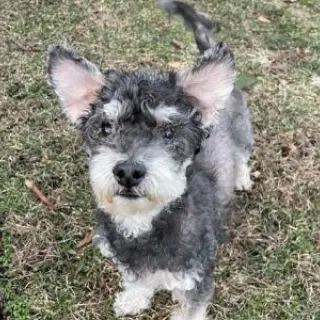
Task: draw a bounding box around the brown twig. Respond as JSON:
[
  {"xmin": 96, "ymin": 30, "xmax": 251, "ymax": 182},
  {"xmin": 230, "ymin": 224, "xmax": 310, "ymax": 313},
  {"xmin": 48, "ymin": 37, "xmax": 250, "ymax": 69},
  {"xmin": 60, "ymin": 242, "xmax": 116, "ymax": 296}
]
[
  {"xmin": 25, "ymin": 180, "xmax": 55, "ymax": 210},
  {"xmin": 171, "ymin": 39, "xmax": 183, "ymax": 49},
  {"xmin": 315, "ymin": 232, "xmax": 320, "ymax": 249}
]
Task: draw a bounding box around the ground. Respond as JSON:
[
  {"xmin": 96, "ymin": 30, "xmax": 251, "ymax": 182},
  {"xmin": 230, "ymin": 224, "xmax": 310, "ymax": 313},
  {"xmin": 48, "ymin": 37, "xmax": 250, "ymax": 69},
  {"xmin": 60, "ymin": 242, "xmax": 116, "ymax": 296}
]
[{"xmin": 0, "ymin": 0, "xmax": 320, "ymax": 319}]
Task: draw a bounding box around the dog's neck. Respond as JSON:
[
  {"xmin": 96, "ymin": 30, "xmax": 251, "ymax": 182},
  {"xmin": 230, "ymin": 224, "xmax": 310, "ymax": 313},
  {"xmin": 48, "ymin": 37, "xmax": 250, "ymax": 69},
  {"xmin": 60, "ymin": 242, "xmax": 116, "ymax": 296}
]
[
  {"xmin": 95, "ymin": 195, "xmax": 186, "ymax": 239},
  {"xmin": 112, "ymin": 205, "xmax": 164, "ymax": 239}
]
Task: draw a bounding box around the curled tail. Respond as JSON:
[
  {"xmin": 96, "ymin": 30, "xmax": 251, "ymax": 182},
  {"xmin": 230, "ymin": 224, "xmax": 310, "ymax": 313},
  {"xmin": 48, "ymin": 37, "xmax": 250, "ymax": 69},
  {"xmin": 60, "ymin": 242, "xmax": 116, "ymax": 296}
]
[{"xmin": 157, "ymin": 0, "xmax": 218, "ymax": 53}]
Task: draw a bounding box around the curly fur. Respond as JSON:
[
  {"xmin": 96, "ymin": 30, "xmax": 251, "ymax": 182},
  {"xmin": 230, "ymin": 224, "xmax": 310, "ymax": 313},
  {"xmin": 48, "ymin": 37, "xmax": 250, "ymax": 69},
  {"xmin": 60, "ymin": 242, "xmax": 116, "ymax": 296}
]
[{"xmin": 46, "ymin": 1, "xmax": 253, "ymax": 319}]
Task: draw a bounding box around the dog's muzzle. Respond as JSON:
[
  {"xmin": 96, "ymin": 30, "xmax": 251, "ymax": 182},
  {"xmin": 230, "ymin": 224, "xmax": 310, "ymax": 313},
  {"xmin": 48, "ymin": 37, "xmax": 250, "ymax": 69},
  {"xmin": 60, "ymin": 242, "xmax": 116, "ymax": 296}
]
[{"xmin": 116, "ymin": 189, "xmax": 141, "ymax": 199}]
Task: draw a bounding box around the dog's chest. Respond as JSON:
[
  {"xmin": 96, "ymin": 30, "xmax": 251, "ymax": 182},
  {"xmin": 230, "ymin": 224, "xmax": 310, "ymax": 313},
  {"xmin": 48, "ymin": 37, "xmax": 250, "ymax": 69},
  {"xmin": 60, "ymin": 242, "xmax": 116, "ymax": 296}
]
[
  {"xmin": 95, "ymin": 209, "xmax": 198, "ymax": 272},
  {"xmin": 109, "ymin": 220, "xmax": 183, "ymax": 269}
]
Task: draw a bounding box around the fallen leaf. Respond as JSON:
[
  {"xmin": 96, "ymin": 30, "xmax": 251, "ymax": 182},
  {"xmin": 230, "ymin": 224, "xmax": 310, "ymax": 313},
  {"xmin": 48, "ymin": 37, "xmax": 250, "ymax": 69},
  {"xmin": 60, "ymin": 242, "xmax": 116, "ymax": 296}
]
[
  {"xmin": 168, "ymin": 61, "xmax": 183, "ymax": 69},
  {"xmin": 258, "ymin": 15, "xmax": 271, "ymax": 23},
  {"xmin": 77, "ymin": 230, "xmax": 94, "ymax": 248},
  {"xmin": 171, "ymin": 39, "xmax": 183, "ymax": 49}
]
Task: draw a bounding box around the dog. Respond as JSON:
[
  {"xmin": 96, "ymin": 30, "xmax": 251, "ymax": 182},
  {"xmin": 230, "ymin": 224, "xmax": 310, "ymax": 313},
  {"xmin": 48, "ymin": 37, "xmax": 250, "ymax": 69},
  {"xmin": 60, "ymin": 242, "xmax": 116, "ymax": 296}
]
[{"xmin": 46, "ymin": 1, "xmax": 253, "ymax": 319}]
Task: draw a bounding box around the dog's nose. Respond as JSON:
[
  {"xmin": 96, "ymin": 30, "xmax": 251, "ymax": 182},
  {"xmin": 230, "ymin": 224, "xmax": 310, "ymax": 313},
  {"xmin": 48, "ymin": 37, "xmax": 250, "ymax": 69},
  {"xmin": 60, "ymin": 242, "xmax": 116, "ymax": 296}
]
[{"xmin": 113, "ymin": 161, "xmax": 146, "ymax": 188}]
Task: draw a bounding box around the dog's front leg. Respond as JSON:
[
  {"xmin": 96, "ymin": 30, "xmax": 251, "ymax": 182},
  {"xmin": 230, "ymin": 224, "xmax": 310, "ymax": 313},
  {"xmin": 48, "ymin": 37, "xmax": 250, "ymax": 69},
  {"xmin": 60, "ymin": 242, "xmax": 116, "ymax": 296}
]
[
  {"xmin": 171, "ymin": 278, "xmax": 213, "ymax": 320},
  {"xmin": 93, "ymin": 226, "xmax": 154, "ymax": 317},
  {"xmin": 92, "ymin": 225, "xmax": 115, "ymax": 259},
  {"xmin": 113, "ymin": 272, "xmax": 155, "ymax": 317}
]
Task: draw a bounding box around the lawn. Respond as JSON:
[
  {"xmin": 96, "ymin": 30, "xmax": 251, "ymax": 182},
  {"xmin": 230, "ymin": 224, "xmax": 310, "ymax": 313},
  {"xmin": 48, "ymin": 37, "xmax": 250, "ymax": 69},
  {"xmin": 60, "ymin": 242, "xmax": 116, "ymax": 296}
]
[{"xmin": 0, "ymin": 0, "xmax": 319, "ymax": 319}]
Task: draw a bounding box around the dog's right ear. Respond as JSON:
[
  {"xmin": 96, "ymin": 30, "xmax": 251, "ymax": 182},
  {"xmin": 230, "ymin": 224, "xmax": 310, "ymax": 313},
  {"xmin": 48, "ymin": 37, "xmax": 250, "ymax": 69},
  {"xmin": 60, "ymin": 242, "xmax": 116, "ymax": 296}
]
[
  {"xmin": 47, "ymin": 45, "xmax": 104, "ymax": 123},
  {"xmin": 177, "ymin": 42, "xmax": 235, "ymax": 127}
]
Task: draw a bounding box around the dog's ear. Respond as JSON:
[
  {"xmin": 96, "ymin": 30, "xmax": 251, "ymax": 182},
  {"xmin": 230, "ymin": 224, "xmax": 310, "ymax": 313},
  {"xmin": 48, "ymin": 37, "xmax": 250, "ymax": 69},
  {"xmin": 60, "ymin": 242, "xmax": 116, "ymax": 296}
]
[
  {"xmin": 47, "ymin": 45, "xmax": 104, "ymax": 123},
  {"xmin": 177, "ymin": 43, "xmax": 235, "ymax": 126}
]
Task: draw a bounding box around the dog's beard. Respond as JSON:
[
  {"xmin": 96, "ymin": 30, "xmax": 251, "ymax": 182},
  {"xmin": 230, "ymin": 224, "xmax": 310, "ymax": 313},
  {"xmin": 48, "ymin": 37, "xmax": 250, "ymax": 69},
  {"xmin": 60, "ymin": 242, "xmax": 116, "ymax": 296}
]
[{"xmin": 89, "ymin": 147, "xmax": 189, "ymax": 217}]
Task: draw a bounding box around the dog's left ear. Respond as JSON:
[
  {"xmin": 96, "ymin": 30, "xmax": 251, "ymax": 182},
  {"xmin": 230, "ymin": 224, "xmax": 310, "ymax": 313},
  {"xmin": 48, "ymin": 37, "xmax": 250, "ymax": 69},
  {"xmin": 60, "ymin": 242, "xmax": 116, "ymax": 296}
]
[
  {"xmin": 177, "ymin": 43, "xmax": 235, "ymax": 127},
  {"xmin": 47, "ymin": 45, "xmax": 104, "ymax": 123}
]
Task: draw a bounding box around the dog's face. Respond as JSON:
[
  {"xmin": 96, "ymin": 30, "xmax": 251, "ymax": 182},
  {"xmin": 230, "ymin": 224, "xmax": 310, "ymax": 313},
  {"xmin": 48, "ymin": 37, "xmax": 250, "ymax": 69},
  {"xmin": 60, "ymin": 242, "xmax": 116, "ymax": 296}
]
[{"xmin": 47, "ymin": 44, "xmax": 235, "ymax": 216}]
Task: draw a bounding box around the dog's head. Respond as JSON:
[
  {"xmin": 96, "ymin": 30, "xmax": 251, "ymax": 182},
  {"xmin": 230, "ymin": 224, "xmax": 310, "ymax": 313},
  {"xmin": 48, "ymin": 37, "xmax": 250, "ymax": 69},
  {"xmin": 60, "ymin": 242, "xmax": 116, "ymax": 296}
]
[{"xmin": 46, "ymin": 43, "xmax": 235, "ymax": 216}]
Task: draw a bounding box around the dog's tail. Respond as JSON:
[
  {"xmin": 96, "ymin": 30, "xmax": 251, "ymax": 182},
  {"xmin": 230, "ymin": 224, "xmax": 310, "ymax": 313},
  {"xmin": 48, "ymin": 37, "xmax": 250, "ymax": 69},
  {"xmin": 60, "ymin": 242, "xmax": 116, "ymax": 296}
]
[{"xmin": 157, "ymin": 0, "xmax": 218, "ymax": 54}]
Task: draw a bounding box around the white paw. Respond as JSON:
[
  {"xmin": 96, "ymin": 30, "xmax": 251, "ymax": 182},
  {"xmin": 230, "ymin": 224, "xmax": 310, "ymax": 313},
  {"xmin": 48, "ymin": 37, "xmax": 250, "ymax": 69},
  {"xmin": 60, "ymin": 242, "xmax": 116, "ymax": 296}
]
[
  {"xmin": 93, "ymin": 235, "xmax": 114, "ymax": 259},
  {"xmin": 171, "ymin": 307, "xmax": 207, "ymax": 320},
  {"xmin": 113, "ymin": 289, "xmax": 151, "ymax": 317},
  {"xmin": 170, "ymin": 309, "xmax": 186, "ymax": 320},
  {"xmin": 235, "ymin": 165, "xmax": 253, "ymax": 191}
]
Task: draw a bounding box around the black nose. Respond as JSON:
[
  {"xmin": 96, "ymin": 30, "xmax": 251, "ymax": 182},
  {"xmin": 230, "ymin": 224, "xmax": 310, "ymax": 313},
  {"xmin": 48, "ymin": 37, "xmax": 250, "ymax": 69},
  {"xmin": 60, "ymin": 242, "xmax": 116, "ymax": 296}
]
[{"xmin": 113, "ymin": 161, "xmax": 146, "ymax": 188}]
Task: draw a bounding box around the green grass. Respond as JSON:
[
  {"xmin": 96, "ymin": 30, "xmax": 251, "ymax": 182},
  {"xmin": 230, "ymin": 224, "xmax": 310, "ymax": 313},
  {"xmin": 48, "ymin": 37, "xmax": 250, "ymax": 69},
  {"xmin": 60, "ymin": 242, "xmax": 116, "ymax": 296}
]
[{"xmin": 1, "ymin": 0, "xmax": 320, "ymax": 319}]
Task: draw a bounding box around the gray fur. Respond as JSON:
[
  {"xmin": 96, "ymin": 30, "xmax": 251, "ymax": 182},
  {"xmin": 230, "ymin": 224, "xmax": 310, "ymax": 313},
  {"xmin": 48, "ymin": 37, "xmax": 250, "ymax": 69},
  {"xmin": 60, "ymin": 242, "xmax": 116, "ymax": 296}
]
[
  {"xmin": 46, "ymin": 1, "xmax": 253, "ymax": 319},
  {"xmin": 157, "ymin": 0, "xmax": 219, "ymax": 53}
]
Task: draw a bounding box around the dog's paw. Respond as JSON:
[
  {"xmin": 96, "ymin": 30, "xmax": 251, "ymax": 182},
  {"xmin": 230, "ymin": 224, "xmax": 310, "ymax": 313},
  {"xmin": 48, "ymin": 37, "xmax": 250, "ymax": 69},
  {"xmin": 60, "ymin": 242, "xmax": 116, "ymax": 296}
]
[
  {"xmin": 113, "ymin": 290, "xmax": 151, "ymax": 317},
  {"xmin": 235, "ymin": 175, "xmax": 253, "ymax": 191},
  {"xmin": 170, "ymin": 307, "xmax": 208, "ymax": 320},
  {"xmin": 170, "ymin": 309, "xmax": 186, "ymax": 320},
  {"xmin": 235, "ymin": 164, "xmax": 253, "ymax": 191},
  {"xmin": 92, "ymin": 235, "xmax": 114, "ymax": 259}
]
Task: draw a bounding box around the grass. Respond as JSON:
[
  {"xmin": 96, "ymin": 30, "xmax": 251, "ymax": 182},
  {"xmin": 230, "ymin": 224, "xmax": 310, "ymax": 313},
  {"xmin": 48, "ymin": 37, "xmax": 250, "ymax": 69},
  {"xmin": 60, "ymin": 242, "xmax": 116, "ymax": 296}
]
[{"xmin": 1, "ymin": 0, "xmax": 319, "ymax": 319}]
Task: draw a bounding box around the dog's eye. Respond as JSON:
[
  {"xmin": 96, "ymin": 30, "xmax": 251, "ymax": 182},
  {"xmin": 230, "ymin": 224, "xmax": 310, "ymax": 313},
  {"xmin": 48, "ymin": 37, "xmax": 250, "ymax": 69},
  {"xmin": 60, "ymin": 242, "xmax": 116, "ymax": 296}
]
[
  {"xmin": 100, "ymin": 121, "xmax": 112, "ymax": 136},
  {"xmin": 163, "ymin": 127, "xmax": 175, "ymax": 139},
  {"xmin": 194, "ymin": 146, "xmax": 201, "ymax": 155}
]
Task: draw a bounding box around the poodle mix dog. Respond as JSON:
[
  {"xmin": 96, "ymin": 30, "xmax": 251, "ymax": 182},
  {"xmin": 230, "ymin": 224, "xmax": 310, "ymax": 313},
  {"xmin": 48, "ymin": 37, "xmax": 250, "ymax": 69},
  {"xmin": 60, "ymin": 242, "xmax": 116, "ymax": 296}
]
[{"xmin": 47, "ymin": 1, "xmax": 253, "ymax": 319}]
